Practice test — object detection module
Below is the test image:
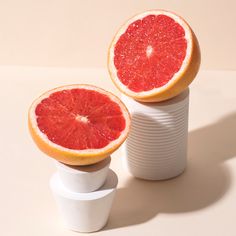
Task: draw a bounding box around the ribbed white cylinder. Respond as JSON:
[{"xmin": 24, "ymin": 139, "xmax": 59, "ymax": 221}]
[{"xmin": 121, "ymin": 89, "xmax": 189, "ymax": 180}]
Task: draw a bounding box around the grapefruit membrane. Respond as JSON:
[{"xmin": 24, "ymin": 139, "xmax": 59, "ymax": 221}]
[
  {"xmin": 108, "ymin": 10, "xmax": 200, "ymax": 102},
  {"xmin": 28, "ymin": 85, "xmax": 130, "ymax": 165}
]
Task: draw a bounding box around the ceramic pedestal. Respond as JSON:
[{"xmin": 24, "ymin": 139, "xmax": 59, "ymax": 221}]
[
  {"xmin": 121, "ymin": 89, "xmax": 189, "ymax": 180},
  {"xmin": 50, "ymin": 157, "xmax": 118, "ymax": 232}
]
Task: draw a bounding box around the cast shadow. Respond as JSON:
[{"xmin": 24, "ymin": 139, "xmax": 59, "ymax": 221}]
[{"xmin": 104, "ymin": 112, "xmax": 236, "ymax": 230}]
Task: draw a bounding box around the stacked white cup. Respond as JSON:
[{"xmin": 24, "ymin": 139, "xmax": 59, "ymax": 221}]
[
  {"xmin": 121, "ymin": 89, "xmax": 189, "ymax": 180},
  {"xmin": 50, "ymin": 156, "xmax": 118, "ymax": 232}
]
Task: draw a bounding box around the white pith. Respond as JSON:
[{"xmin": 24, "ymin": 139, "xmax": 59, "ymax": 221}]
[
  {"xmin": 108, "ymin": 10, "xmax": 193, "ymax": 98},
  {"xmin": 76, "ymin": 115, "xmax": 88, "ymax": 123},
  {"xmin": 146, "ymin": 45, "xmax": 153, "ymax": 58},
  {"xmin": 29, "ymin": 84, "xmax": 130, "ymax": 155}
]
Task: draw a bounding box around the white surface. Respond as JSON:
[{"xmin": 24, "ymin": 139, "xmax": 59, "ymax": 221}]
[
  {"xmin": 121, "ymin": 91, "xmax": 189, "ymax": 180},
  {"xmin": 50, "ymin": 170, "xmax": 117, "ymax": 232},
  {"xmin": 56, "ymin": 157, "xmax": 111, "ymax": 193},
  {"xmin": 0, "ymin": 67, "xmax": 236, "ymax": 235}
]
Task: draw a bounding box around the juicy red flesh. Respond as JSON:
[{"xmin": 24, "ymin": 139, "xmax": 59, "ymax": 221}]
[
  {"xmin": 35, "ymin": 88, "xmax": 126, "ymax": 150},
  {"xmin": 114, "ymin": 14, "xmax": 187, "ymax": 92}
]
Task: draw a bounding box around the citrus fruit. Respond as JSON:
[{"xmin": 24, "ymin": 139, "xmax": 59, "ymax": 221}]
[
  {"xmin": 108, "ymin": 10, "xmax": 201, "ymax": 102},
  {"xmin": 28, "ymin": 84, "xmax": 130, "ymax": 166}
]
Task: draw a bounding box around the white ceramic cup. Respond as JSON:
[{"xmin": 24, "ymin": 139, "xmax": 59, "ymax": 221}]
[
  {"xmin": 50, "ymin": 170, "xmax": 118, "ymax": 233},
  {"xmin": 121, "ymin": 89, "xmax": 189, "ymax": 180},
  {"xmin": 55, "ymin": 156, "xmax": 111, "ymax": 193}
]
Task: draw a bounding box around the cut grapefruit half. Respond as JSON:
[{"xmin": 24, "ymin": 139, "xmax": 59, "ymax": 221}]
[
  {"xmin": 28, "ymin": 84, "xmax": 130, "ymax": 165},
  {"xmin": 108, "ymin": 10, "xmax": 201, "ymax": 102}
]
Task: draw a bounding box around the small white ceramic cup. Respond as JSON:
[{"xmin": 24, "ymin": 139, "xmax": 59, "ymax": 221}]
[
  {"xmin": 50, "ymin": 170, "xmax": 118, "ymax": 233},
  {"xmin": 55, "ymin": 157, "xmax": 111, "ymax": 193}
]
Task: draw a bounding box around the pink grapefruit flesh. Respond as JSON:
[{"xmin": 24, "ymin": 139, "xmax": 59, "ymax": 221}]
[
  {"xmin": 28, "ymin": 85, "xmax": 130, "ymax": 165},
  {"xmin": 108, "ymin": 10, "xmax": 201, "ymax": 102},
  {"xmin": 114, "ymin": 14, "xmax": 187, "ymax": 92}
]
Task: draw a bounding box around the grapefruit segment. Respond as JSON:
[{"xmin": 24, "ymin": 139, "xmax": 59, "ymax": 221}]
[
  {"xmin": 108, "ymin": 10, "xmax": 201, "ymax": 102},
  {"xmin": 28, "ymin": 85, "xmax": 130, "ymax": 165}
]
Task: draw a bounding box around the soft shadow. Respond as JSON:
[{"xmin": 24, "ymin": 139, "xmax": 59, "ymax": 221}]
[{"xmin": 104, "ymin": 112, "xmax": 236, "ymax": 230}]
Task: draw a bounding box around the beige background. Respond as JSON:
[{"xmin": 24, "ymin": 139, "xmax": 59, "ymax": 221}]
[{"xmin": 0, "ymin": 0, "xmax": 235, "ymax": 70}]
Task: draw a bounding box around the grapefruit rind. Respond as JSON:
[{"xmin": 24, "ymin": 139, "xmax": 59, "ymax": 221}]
[
  {"xmin": 108, "ymin": 10, "xmax": 201, "ymax": 102},
  {"xmin": 28, "ymin": 84, "xmax": 131, "ymax": 165}
]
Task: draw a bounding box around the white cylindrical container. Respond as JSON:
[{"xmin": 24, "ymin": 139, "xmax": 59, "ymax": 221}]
[
  {"xmin": 121, "ymin": 89, "xmax": 189, "ymax": 180},
  {"xmin": 55, "ymin": 157, "xmax": 111, "ymax": 193},
  {"xmin": 50, "ymin": 169, "xmax": 118, "ymax": 233}
]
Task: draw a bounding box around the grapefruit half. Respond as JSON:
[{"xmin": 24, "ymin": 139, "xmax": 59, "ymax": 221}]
[
  {"xmin": 108, "ymin": 10, "xmax": 201, "ymax": 102},
  {"xmin": 28, "ymin": 84, "xmax": 130, "ymax": 165}
]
